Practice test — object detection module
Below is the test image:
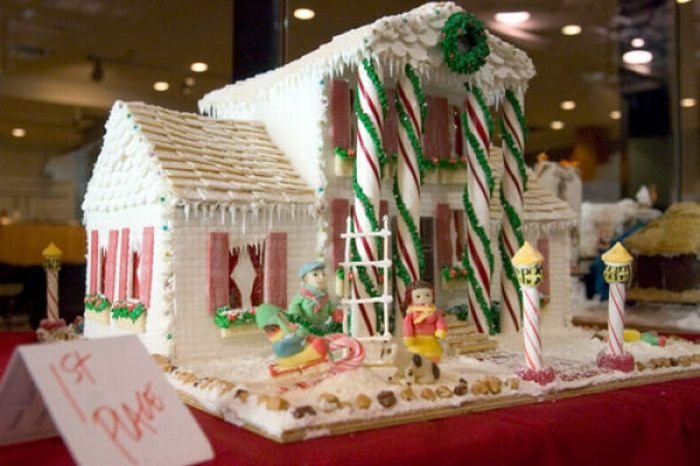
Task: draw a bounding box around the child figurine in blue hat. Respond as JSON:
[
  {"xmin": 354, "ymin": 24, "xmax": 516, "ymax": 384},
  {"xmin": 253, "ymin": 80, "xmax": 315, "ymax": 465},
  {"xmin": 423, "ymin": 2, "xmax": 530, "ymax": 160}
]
[{"xmin": 286, "ymin": 260, "xmax": 343, "ymax": 335}]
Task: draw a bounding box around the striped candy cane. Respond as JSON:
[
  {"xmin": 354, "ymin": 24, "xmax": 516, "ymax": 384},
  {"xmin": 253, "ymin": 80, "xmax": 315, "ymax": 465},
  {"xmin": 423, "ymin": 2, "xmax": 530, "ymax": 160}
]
[
  {"xmin": 499, "ymin": 89, "xmax": 528, "ymax": 334},
  {"xmin": 394, "ymin": 64, "xmax": 426, "ymax": 310},
  {"xmin": 607, "ymin": 283, "xmax": 626, "ymax": 356},
  {"xmin": 351, "ymin": 58, "xmax": 387, "ymax": 337},
  {"xmin": 462, "ymin": 84, "xmax": 494, "ymax": 334},
  {"xmin": 46, "ymin": 268, "xmax": 59, "ymax": 321},
  {"xmin": 522, "ymin": 286, "xmax": 542, "ymax": 370}
]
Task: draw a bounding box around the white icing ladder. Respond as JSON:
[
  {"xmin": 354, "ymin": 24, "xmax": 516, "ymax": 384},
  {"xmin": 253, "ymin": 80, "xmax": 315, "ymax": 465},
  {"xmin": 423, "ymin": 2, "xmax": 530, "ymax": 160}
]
[{"xmin": 338, "ymin": 215, "xmax": 394, "ymax": 357}]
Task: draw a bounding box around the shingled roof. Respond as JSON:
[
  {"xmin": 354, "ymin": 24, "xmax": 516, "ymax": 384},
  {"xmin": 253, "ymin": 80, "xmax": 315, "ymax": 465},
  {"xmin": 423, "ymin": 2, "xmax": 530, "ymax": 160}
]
[
  {"xmin": 200, "ymin": 2, "xmax": 535, "ymax": 118},
  {"xmin": 489, "ymin": 148, "xmax": 577, "ymax": 232},
  {"xmin": 83, "ymin": 101, "xmax": 316, "ymax": 213}
]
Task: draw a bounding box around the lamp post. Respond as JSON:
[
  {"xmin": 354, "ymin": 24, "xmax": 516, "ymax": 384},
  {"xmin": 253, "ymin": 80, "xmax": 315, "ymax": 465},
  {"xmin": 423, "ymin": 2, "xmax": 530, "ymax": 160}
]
[
  {"xmin": 512, "ymin": 241, "xmax": 555, "ymax": 385},
  {"xmin": 597, "ymin": 242, "xmax": 635, "ymax": 372},
  {"xmin": 42, "ymin": 242, "xmax": 63, "ymax": 322}
]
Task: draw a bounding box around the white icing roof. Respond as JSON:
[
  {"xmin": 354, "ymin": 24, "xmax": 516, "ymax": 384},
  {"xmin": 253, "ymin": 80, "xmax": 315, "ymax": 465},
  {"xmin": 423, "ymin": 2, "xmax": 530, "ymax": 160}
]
[
  {"xmin": 199, "ymin": 2, "xmax": 535, "ymax": 116},
  {"xmin": 83, "ymin": 101, "xmax": 316, "ymax": 213},
  {"xmin": 489, "ymin": 149, "xmax": 577, "ymax": 229}
]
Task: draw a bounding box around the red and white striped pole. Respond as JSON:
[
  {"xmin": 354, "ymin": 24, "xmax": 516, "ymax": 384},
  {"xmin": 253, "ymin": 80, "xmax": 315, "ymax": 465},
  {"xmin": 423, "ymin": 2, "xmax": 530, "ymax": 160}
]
[
  {"xmin": 512, "ymin": 242, "xmax": 555, "ymax": 385},
  {"xmin": 597, "ymin": 242, "xmax": 635, "ymax": 372},
  {"xmin": 42, "ymin": 242, "xmax": 63, "ymax": 322}
]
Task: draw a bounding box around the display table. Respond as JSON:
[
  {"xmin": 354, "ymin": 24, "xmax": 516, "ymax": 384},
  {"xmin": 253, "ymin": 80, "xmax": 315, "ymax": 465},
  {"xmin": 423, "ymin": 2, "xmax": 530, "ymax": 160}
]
[{"xmin": 1, "ymin": 332, "xmax": 699, "ymax": 466}]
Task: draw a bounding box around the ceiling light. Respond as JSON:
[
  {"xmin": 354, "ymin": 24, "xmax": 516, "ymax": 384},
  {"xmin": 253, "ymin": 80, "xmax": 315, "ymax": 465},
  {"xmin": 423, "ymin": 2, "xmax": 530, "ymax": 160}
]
[
  {"xmin": 153, "ymin": 81, "xmax": 169, "ymax": 92},
  {"xmin": 676, "ymin": 0, "xmax": 691, "ymax": 4},
  {"xmin": 561, "ymin": 24, "xmax": 582, "ymax": 36},
  {"xmin": 610, "ymin": 110, "xmax": 621, "ymax": 120},
  {"xmin": 11, "ymin": 128, "xmax": 26, "ymax": 138},
  {"xmin": 560, "ymin": 100, "xmax": 576, "ymax": 110},
  {"xmin": 293, "ymin": 8, "xmax": 315, "ymax": 20},
  {"xmin": 190, "ymin": 62, "xmax": 208, "ymax": 73},
  {"xmin": 550, "ymin": 121, "xmax": 565, "ymax": 130},
  {"xmin": 494, "ymin": 11, "xmax": 530, "ymax": 25},
  {"xmin": 622, "ymin": 50, "xmax": 653, "ymax": 65},
  {"xmin": 681, "ymin": 98, "xmax": 697, "ymax": 108},
  {"xmin": 631, "ymin": 37, "xmax": 645, "ymax": 48},
  {"xmin": 184, "ymin": 76, "xmax": 196, "ymax": 87}
]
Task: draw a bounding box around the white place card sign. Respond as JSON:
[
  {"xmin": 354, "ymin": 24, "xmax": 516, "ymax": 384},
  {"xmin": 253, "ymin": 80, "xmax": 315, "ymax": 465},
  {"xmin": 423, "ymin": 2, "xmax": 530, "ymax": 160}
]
[{"xmin": 0, "ymin": 336, "xmax": 213, "ymax": 466}]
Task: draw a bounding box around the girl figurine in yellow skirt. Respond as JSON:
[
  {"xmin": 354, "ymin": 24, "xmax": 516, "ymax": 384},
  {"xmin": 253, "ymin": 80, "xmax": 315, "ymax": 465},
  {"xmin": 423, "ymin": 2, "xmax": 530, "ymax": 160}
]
[{"xmin": 402, "ymin": 281, "xmax": 447, "ymax": 363}]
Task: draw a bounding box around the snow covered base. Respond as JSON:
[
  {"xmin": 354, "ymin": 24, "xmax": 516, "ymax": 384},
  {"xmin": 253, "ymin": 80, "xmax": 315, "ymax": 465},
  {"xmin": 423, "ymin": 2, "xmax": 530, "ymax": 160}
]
[{"xmin": 163, "ymin": 325, "xmax": 700, "ymax": 442}]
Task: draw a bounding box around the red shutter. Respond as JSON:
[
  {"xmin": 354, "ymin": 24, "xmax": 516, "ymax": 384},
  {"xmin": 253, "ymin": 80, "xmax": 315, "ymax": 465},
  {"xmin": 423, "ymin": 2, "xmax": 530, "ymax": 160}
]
[
  {"xmin": 453, "ymin": 210, "xmax": 465, "ymax": 263},
  {"xmin": 331, "ymin": 198, "xmax": 351, "ymax": 267},
  {"xmin": 453, "ymin": 105, "xmax": 464, "ymax": 157},
  {"xmin": 117, "ymin": 228, "xmax": 130, "ymax": 301},
  {"xmin": 330, "ymin": 79, "xmax": 352, "ymax": 150},
  {"xmin": 247, "ymin": 244, "xmax": 265, "ymax": 306},
  {"xmin": 140, "ymin": 227, "xmax": 155, "ymax": 308},
  {"xmin": 423, "ymin": 96, "xmax": 450, "ymax": 161},
  {"xmin": 104, "ymin": 230, "xmax": 119, "ymax": 301},
  {"xmin": 208, "ymin": 232, "xmax": 230, "ymax": 314},
  {"xmin": 538, "ymin": 238, "xmax": 551, "ymax": 297},
  {"xmin": 434, "ymin": 203, "xmax": 452, "ymax": 268},
  {"xmin": 89, "ymin": 230, "xmax": 99, "ymax": 294},
  {"xmin": 132, "ymin": 251, "xmax": 141, "ymax": 299},
  {"xmin": 263, "ymin": 232, "xmax": 287, "ymax": 308},
  {"xmin": 420, "ymin": 217, "xmax": 435, "ymax": 283},
  {"xmin": 382, "ymin": 88, "xmax": 398, "ymax": 157}
]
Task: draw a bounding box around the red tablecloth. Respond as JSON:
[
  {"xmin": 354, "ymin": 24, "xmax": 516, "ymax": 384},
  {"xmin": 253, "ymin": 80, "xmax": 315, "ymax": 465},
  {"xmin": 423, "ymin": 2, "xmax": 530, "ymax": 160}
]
[{"xmin": 1, "ymin": 332, "xmax": 699, "ymax": 466}]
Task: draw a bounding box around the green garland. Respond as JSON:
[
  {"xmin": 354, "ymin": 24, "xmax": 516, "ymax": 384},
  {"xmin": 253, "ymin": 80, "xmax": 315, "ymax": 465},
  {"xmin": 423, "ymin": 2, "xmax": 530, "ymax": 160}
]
[
  {"xmin": 84, "ymin": 293, "xmax": 111, "ymax": 313},
  {"xmin": 499, "ymin": 184, "xmax": 525, "ymax": 316},
  {"xmin": 461, "ymin": 111, "xmax": 494, "ymax": 195},
  {"xmin": 360, "ymin": 58, "xmax": 388, "ymax": 118},
  {"xmin": 403, "ymin": 64, "xmax": 427, "ymax": 128},
  {"xmin": 213, "ymin": 306, "xmax": 256, "ymax": 329},
  {"xmin": 447, "ymin": 304, "xmax": 469, "ymax": 321},
  {"xmin": 286, "ymin": 312, "xmax": 343, "ymax": 337},
  {"xmin": 462, "ymin": 186, "xmax": 495, "ymax": 274},
  {"xmin": 334, "ymin": 146, "xmax": 355, "ymax": 160},
  {"xmin": 501, "ymin": 91, "xmax": 528, "ymax": 191},
  {"xmin": 111, "ymin": 300, "xmax": 146, "ymax": 323},
  {"xmin": 395, "ymin": 88, "xmax": 429, "ymax": 181},
  {"xmin": 441, "ymin": 265, "xmax": 469, "ymax": 282},
  {"xmin": 466, "ymin": 84, "xmax": 495, "ymax": 139},
  {"xmin": 440, "ymin": 12, "xmax": 490, "ymax": 75},
  {"xmin": 392, "ymin": 178, "xmax": 426, "ymax": 281},
  {"xmin": 354, "ymin": 59, "xmax": 388, "ymax": 168}
]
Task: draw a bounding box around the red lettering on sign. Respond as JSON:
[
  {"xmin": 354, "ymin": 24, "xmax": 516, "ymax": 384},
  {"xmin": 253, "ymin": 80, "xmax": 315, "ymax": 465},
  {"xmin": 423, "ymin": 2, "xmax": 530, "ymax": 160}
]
[{"xmin": 92, "ymin": 381, "xmax": 165, "ymax": 466}]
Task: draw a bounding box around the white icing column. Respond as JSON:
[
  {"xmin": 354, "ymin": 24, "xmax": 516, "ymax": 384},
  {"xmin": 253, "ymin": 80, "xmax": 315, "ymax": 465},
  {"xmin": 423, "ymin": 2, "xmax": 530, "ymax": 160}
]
[
  {"xmin": 394, "ymin": 64, "xmax": 424, "ymax": 311},
  {"xmin": 499, "ymin": 88, "xmax": 527, "ymax": 335},
  {"xmin": 350, "ymin": 58, "xmax": 386, "ymax": 337}
]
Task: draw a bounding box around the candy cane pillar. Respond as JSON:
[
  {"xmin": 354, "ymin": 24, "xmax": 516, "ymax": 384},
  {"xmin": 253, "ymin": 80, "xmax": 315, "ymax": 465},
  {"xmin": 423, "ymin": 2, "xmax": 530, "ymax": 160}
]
[
  {"xmin": 351, "ymin": 58, "xmax": 386, "ymax": 337},
  {"xmin": 463, "ymin": 84, "xmax": 494, "ymax": 334},
  {"xmin": 596, "ymin": 242, "xmax": 635, "ymax": 372},
  {"xmin": 499, "ymin": 89, "xmax": 528, "ymax": 334},
  {"xmin": 42, "ymin": 242, "xmax": 63, "ymax": 322},
  {"xmin": 394, "ymin": 63, "xmax": 425, "ymax": 311},
  {"xmin": 512, "ymin": 242, "xmax": 555, "ymax": 385}
]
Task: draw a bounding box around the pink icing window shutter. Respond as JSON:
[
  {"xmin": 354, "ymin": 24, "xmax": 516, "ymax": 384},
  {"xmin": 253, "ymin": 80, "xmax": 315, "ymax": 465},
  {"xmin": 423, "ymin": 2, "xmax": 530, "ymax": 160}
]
[
  {"xmin": 330, "ymin": 79, "xmax": 352, "ymax": 151},
  {"xmin": 88, "ymin": 230, "xmax": 99, "ymax": 294},
  {"xmin": 207, "ymin": 232, "xmax": 230, "ymax": 314},
  {"xmin": 263, "ymin": 232, "xmax": 287, "ymax": 308},
  {"xmin": 435, "ymin": 203, "xmax": 453, "ymax": 268},
  {"xmin": 140, "ymin": 227, "xmax": 155, "ymax": 308}
]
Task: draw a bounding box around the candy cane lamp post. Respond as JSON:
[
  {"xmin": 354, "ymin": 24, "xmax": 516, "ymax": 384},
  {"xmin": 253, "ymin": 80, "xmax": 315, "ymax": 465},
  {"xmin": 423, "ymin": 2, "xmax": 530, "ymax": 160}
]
[
  {"xmin": 512, "ymin": 242, "xmax": 555, "ymax": 385},
  {"xmin": 42, "ymin": 242, "xmax": 63, "ymax": 322},
  {"xmin": 596, "ymin": 242, "xmax": 635, "ymax": 372}
]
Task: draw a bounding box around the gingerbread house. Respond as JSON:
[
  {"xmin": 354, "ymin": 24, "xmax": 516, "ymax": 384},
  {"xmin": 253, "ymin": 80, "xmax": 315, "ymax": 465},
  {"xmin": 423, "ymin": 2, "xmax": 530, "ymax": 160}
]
[{"xmin": 82, "ymin": 101, "xmax": 317, "ymax": 362}]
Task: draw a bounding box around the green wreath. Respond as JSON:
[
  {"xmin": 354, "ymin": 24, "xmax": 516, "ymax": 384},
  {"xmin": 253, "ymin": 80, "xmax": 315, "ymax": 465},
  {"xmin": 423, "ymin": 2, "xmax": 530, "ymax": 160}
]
[{"xmin": 440, "ymin": 12, "xmax": 490, "ymax": 75}]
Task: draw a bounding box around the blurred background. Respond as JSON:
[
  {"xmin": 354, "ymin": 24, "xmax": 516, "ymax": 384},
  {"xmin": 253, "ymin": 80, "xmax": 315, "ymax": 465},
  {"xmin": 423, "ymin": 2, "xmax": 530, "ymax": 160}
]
[{"xmin": 0, "ymin": 0, "xmax": 697, "ymax": 327}]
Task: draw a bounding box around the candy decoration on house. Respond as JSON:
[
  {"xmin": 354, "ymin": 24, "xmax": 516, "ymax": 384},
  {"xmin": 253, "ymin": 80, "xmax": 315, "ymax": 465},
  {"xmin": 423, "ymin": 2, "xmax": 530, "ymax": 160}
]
[
  {"xmin": 499, "ymin": 89, "xmax": 528, "ymax": 334},
  {"xmin": 393, "ymin": 63, "xmax": 426, "ymax": 311},
  {"xmin": 596, "ymin": 242, "xmax": 635, "ymax": 373},
  {"xmin": 402, "ymin": 281, "xmax": 447, "ymax": 363},
  {"xmin": 350, "ymin": 57, "xmax": 387, "ymax": 337},
  {"xmin": 254, "ymin": 303, "xmax": 365, "ymax": 378},
  {"xmin": 463, "ymin": 84, "xmax": 495, "ymax": 334},
  {"xmin": 512, "ymin": 242, "xmax": 555, "ymax": 385},
  {"xmin": 42, "ymin": 242, "xmax": 63, "ymax": 322},
  {"xmin": 286, "ymin": 261, "xmax": 343, "ymax": 335}
]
